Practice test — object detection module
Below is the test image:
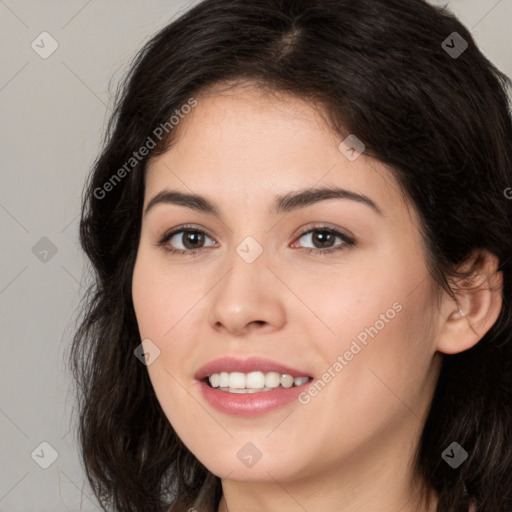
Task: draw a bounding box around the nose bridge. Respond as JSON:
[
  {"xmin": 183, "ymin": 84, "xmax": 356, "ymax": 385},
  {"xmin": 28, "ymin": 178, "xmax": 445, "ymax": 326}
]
[{"xmin": 208, "ymin": 233, "xmax": 286, "ymax": 334}]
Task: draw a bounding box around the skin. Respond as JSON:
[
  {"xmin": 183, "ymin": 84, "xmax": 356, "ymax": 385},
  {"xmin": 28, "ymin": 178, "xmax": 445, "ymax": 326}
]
[{"xmin": 131, "ymin": 81, "xmax": 503, "ymax": 512}]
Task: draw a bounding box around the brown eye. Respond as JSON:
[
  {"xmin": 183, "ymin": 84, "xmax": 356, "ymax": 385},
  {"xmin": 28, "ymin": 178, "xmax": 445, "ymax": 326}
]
[
  {"xmin": 301, "ymin": 229, "xmax": 337, "ymax": 249},
  {"xmin": 157, "ymin": 226, "xmax": 216, "ymax": 255},
  {"xmin": 174, "ymin": 230, "xmax": 206, "ymax": 250},
  {"xmin": 293, "ymin": 226, "xmax": 354, "ymax": 255}
]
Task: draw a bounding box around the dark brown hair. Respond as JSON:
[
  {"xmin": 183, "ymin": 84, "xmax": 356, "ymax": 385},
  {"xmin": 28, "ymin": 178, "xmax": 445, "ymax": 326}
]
[{"xmin": 69, "ymin": 1, "xmax": 512, "ymax": 511}]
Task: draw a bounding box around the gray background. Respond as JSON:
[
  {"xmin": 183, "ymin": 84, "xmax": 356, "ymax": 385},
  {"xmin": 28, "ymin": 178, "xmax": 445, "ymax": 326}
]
[{"xmin": 0, "ymin": 1, "xmax": 510, "ymax": 510}]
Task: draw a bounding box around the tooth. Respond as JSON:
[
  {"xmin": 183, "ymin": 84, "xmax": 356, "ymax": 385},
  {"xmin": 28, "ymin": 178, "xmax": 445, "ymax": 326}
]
[
  {"xmin": 208, "ymin": 371, "xmax": 310, "ymax": 390},
  {"xmin": 264, "ymin": 371, "xmax": 281, "ymax": 388},
  {"xmin": 294, "ymin": 376, "xmax": 309, "ymax": 386},
  {"xmin": 281, "ymin": 374, "xmax": 294, "ymax": 388},
  {"xmin": 246, "ymin": 371, "xmax": 265, "ymax": 389},
  {"xmin": 219, "ymin": 372, "xmax": 230, "ymax": 387},
  {"xmin": 229, "ymin": 372, "xmax": 246, "ymax": 389}
]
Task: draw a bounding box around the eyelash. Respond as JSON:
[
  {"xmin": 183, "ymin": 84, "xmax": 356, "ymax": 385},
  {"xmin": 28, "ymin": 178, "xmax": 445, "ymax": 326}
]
[{"xmin": 156, "ymin": 223, "xmax": 355, "ymax": 257}]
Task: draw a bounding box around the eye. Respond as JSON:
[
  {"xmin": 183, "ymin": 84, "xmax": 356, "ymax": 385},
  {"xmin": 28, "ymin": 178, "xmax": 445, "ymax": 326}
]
[
  {"xmin": 157, "ymin": 224, "xmax": 216, "ymax": 256},
  {"xmin": 291, "ymin": 225, "xmax": 355, "ymax": 256}
]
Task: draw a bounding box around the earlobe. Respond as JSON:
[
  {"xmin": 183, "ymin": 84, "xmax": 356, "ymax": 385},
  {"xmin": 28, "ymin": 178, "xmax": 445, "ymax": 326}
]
[{"xmin": 436, "ymin": 251, "xmax": 503, "ymax": 355}]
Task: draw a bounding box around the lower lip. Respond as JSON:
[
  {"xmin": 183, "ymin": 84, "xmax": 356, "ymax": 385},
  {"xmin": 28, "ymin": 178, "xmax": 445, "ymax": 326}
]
[{"xmin": 197, "ymin": 380, "xmax": 310, "ymax": 416}]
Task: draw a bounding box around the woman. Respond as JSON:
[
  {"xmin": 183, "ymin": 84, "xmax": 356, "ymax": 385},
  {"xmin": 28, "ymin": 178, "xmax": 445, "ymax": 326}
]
[{"xmin": 70, "ymin": 0, "xmax": 512, "ymax": 511}]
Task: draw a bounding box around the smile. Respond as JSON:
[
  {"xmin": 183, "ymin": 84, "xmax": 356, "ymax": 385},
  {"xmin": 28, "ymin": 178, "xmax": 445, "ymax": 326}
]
[{"xmin": 207, "ymin": 371, "xmax": 311, "ymax": 393}]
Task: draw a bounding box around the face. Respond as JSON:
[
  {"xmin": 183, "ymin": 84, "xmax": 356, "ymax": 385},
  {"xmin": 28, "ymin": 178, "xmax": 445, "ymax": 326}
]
[{"xmin": 131, "ymin": 82, "xmax": 443, "ymax": 485}]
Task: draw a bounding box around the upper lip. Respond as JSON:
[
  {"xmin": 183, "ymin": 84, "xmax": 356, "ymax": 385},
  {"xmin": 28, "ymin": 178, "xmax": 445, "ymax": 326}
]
[{"xmin": 195, "ymin": 356, "xmax": 312, "ymax": 381}]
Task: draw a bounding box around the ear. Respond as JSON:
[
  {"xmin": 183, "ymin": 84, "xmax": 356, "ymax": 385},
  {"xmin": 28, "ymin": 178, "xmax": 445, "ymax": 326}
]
[{"xmin": 435, "ymin": 250, "xmax": 504, "ymax": 355}]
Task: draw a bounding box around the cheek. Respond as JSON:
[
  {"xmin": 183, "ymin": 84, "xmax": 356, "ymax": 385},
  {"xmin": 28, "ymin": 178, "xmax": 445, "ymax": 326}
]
[
  {"xmin": 325, "ymin": 285, "xmax": 436, "ymax": 433},
  {"xmin": 290, "ymin": 298, "xmax": 436, "ymax": 471},
  {"xmin": 132, "ymin": 257, "xmax": 203, "ymax": 430},
  {"xmin": 132, "ymin": 252, "xmax": 192, "ymax": 339},
  {"xmin": 131, "ymin": 251, "xmax": 202, "ymax": 387},
  {"xmin": 311, "ymin": 256, "xmax": 436, "ymax": 414}
]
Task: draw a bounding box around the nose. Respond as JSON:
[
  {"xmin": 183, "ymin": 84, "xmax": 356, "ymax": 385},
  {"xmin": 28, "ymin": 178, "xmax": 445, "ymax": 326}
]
[{"xmin": 208, "ymin": 252, "xmax": 287, "ymax": 337}]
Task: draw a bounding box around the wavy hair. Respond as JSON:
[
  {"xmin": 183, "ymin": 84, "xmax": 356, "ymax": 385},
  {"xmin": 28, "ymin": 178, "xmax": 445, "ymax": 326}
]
[{"xmin": 68, "ymin": 0, "xmax": 512, "ymax": 511}]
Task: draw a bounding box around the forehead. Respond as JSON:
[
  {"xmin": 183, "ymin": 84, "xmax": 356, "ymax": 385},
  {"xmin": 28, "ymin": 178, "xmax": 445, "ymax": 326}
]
[
  {"xmin": 148, "ymin": 83, "xmax": 338, "ymax": 170},
  {"xmin": 144, "ymin": 83, "xmax": 406, "ymax": 219}
]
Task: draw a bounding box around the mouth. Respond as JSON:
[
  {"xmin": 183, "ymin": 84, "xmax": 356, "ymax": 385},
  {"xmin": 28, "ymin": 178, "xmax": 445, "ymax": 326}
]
[
  {"xmin": 202, "ymin": 372, "xmax": 312, "ymax": 394},
  {"xmin": 195, "ymin": 356, "xmax": 314, "ymax": 416},
  {"xmin": 195, "ymin": 356, "xmax": 314, "ymax": 394}
]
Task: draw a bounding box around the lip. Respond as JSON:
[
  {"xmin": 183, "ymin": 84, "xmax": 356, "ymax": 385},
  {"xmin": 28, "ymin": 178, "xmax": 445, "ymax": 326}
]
[
  {"xmin": 194, "ymin": 356, "xmax": 312, "ymax": 381},
  {"xmin": 197, "ymin": 380, "xmax": 312, "ymax": 417},
  {"xmin": 194, "ymin": 356, "xmax": 314, "ymax": 417}
]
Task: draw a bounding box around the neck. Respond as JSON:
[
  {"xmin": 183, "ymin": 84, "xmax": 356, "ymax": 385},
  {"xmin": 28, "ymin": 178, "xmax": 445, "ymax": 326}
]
[{"xmin": 217, "ymin": 479, "xmax": 437, "ymax": 512}]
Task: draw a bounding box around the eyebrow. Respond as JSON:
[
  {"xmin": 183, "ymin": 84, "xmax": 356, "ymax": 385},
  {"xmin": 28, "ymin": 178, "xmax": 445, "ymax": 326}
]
[{"xmin": 143, "ymin": 186, "xmax": 383, "ymax": 217}]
